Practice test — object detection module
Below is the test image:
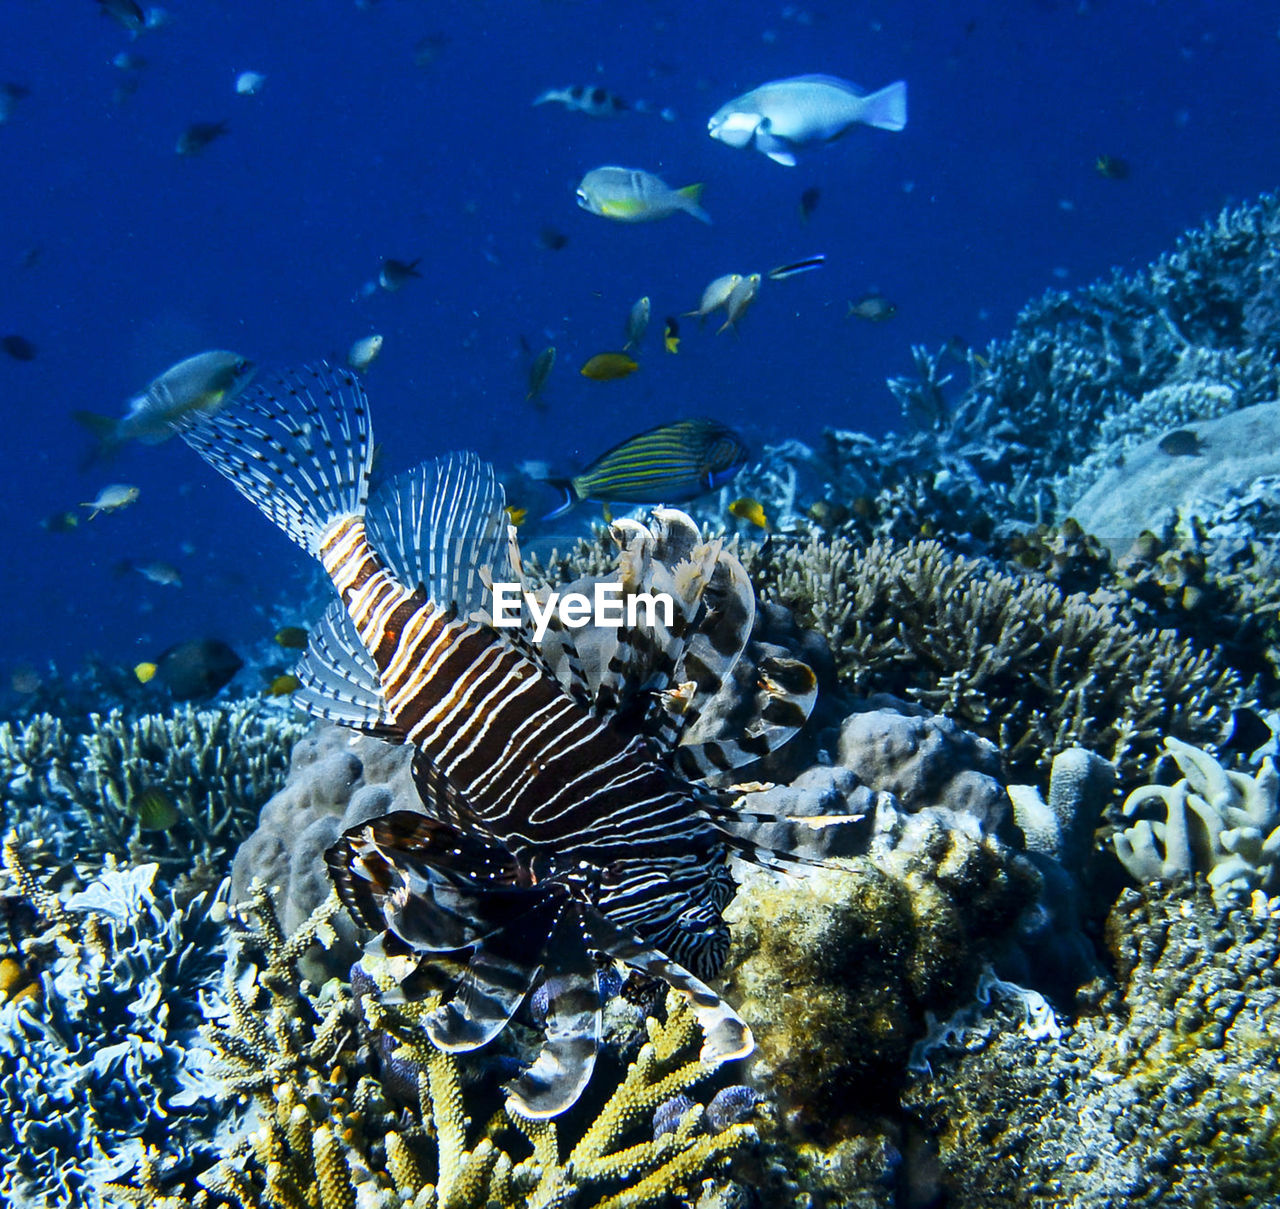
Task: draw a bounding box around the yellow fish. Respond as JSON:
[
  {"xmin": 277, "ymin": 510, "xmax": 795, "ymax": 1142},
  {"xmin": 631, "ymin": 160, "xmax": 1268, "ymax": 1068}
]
[
  {"xmin": 663, "ymin": 317, "xmax": 680, "ymax": 354},
  {"xmin": 134, "ymin": 661, "xmax": 158, "ymax": 684},
  {"xmin": 266, "ymin": 673, "xmax": 301, "ymax": 697},
  {"xmin": 504, "ymin": 505, "xmax": 528, "ymax": 528},
  {"xmin": 580, "ymin": 352, "xmax": 639, "ymax": 381},
  {"xmin": 728, "ymin": 496, "xmax": 769, "ymax": 530},
  {"xmin": 274, "ymin": 625, "xmax": 309, "ymax": 649}
]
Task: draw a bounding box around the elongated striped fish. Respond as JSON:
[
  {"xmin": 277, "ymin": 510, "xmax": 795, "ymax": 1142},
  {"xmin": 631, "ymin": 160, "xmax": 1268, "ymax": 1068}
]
[
  {"xmin": 180, "ymin": 364, "xmax": 817, "ymax": 1117},
  {"xmin": 544, "ymin": 417, "xmax": 748, "ymax": 518}
]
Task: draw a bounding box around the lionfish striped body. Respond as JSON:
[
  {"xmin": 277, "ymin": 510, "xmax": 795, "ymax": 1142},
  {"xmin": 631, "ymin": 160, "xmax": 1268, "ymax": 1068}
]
[{"xmin": 180, "ymin": 364, "xmax": 818, "ymax": 1117}]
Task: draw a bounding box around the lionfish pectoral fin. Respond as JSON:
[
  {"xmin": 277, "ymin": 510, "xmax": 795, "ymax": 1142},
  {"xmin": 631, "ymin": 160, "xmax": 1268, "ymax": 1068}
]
[
  {"xmin": 425, "ymin": 947, "xmax": 546, "ymax": 1052},
  {"xmin": 504, "ymin": 911, "xmax": 602, "ymax": 1120},
  {"xmin": 366, "ymin": 453, "xmax": 511, "ymax": 615},
  {"xmin": 294, "ymin": 599, "xmax": 399, "ymax": 733},
  {"xmin": 582, "ymin": 907, "xmax": 754, "ymax": 1069},
  {"xmin": 424, "ymin": 888, "xmax": 567, "ymax": 1052}
]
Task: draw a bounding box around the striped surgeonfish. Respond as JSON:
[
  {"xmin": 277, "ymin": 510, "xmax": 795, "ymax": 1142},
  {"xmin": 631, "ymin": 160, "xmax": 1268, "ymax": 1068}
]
[
  {"xmin": 544, "ymin": 417, "xmax": 747, "ymax": 519},
  {"xmin": 178, "ymin": 364, "xmax": 818, "ymax": 1118}
]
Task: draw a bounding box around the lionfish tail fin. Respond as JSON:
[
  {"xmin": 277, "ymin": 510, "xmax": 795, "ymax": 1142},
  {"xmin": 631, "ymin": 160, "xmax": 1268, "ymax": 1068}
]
[
  {"xmin": 178, "ymin": 362, "xmax": 373, "ymax": 555},
  {"xmin": 367, "ymin": 453, "xmax": 510, "ymax": 614}
]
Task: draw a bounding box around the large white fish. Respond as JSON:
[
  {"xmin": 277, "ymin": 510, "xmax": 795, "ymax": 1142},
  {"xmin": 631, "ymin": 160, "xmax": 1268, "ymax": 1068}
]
[{"xmin": 708, "ymin": 74, "xmax": 907, "ymax": 166}]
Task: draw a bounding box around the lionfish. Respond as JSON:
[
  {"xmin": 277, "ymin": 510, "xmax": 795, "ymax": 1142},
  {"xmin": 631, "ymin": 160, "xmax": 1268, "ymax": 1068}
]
[{"xmin": 180, "ymin": 364, "xmax": 820, "ymax": 1117}]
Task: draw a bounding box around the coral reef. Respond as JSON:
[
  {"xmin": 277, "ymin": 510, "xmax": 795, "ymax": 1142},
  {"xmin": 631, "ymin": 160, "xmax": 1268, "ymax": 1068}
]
[
  {"xmin": 745, "ymin": 532, "xmax": 1242, "ymax": 783},
  {"xmin": 0, "ymin": 701, "xmax": 307, "ymax": 872},
  {"xmin": 900, "ymin": 880, "xmax": 1280, "ymax": 1208},
  {"xmin": 1114, "ymin": 737, "xmax": 1279, "ymax": 901},
  {"xmin": 0, "ymin": 835, "xmax": 227, "ymax": 1209},
  {"xmin": 111, "ymin": 888, "xmax": 759, "ymax": 1209}
]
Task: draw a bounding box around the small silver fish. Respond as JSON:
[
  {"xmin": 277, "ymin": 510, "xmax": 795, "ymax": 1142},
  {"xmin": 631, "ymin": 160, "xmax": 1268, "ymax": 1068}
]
[
  {"xmin": 82, "ymin": 484, "xmax": 140, "ymax": 518},
  {"xmin": 347, "ymin": 334, "xmax": 384, "ymax": 372},
  {"xmin": 718, "ymin": 274, "xmax": 762, "ymax": 334},
  {"xmin": 129, "ymin": 560, "xmax": 183, "ymax": 587},
  {"xmin": 624, "ymin": 296, "xmax": 651, "ymax": 350},
  {"xmin": 708, "ymin": 74, "xmax": 907, "ymax": 166},
  {"xmin": 74, "ymin": 350, "xmax": 255, "ymax": 453},
  {"xmin": 576, "ymin": 167, "xmax": 710, "ymax": 225},
  {"xmin": 686, "ymin": 273, "xmax": 743, "ymax": 320}
]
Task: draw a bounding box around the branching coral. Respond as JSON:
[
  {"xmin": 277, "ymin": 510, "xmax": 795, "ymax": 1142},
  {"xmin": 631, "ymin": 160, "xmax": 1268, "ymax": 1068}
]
[
  {"xmin": 745, "ymin": 533, "xmax": 1242, "ymax": 783},
  {"xmin": 110, "ymin": 889, "xmax": 757, "ymax": 1209},
  {"xmin": 1114, "ymin": 736, "xmax": 1280, "ymax": 900},
  {"xmin": 0, "ymin": 700, "xmax": 308, "ymax": 871}
]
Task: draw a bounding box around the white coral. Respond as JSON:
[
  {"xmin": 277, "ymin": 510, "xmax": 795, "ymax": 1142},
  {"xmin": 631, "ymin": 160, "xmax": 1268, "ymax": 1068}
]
[{"xmin": 1113, "ymin": 736, "xmax": 1280, "ymax": 901}]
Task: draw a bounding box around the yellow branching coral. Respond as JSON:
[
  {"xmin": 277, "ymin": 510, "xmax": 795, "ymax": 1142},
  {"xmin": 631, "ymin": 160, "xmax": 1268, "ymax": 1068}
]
[{"xmin": 110, "ymin": 892, "xmax": 756, "ymax": 1209}]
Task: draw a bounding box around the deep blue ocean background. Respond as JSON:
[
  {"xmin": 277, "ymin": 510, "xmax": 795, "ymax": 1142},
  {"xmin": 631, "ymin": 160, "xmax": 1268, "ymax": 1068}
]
[{"xmin": 1, "ymin": 0, "xmax": 1276, "ymax": 683}]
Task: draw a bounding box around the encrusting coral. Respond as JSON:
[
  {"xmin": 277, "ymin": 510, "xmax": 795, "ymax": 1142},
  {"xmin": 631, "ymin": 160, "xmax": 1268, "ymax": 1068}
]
[
  {"xmin": 744, "ymin": 532, "xmax": 1242, "ymax": 783},
  {"xmin": 109, "ymin": 888, "xmax": 759, "ymax": 1209},
  {"xmin": 900, "ymin": 879, "xmax": 1280, "ymax": 1209}
]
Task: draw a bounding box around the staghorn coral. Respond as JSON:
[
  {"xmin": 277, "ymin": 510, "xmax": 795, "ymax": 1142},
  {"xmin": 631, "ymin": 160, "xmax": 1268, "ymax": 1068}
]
[
  {"xmin": 746, "ymin": 532, "xmax": 1243, "ymax": 784},
  {"xmin": 900, "ymin": 880, "xmax": 1280, "ymax": 1209},
  {"xmin": 1114, "ymin": 736, "xmax": 1280, "ymax": 902},
  {"xmin": 0, "ymin": 700, "xmax": 307, "ymax": 872},
  {"xmin": 111, "ymin": 888, "xmax": 757, "ymax": 1209},
  {"xmin": 0, "ymin": 835, "xmax": 228, "ymax": 1209}
]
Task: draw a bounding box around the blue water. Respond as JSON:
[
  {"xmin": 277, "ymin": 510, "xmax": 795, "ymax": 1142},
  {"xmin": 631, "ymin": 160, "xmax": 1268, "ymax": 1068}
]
[{"xmin": 1, "ymin": 0, "xmax": 1275, "ymax": 674}]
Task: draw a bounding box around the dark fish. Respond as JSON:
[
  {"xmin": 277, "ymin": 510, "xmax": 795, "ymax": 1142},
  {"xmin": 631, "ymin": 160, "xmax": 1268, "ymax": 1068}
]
[
  {"xmin": 132, "ymin": 788, "xmax": 179, "ymax": 831},
  {"xmin": 176, "ymin": 121, "xmax": 229, "ymax": 156},
  {"xmin": 527, "ymin": 346, "xmax": 556, "ymax": 404},
  {"xmin": 538, "ymin": 226, "xmax": 569, "ymax": 251},
  {"xmin": 378, "ymin": 257, "xmax": 421, "ymax": 291},
  {"xmin": 1157, "ymin": 429, "xmax": 1204, "ymax": 457},
  {"xmin": 40, "ymin": 510, "xmax": 80, "ymax": 533},
  {"xmin": 799, "ymin": 185, "xmax": 821, "ymax": 221},
  {"xmin": 274, "ymin": 625, "xmax": 309, "ymax": 649},
  {"xmin": 1, "ymin": 335, "xmax": 36, "ymax": 362},
  {"xmin": 545, "ymin": 418, "xmax": 748, "ymax": 517},
  {"xmin": 413, "ymin": 33, "xmax": 450, "ymax": 69},
  {"xmin": 1095, "ymin": 154, "xmax": 1130, "ymax": 180},
  {"xmin": 177, "ymin": 365, "xmax": 820, "ymax": 1117},
  {"xmin": 96, "ymin": 0, "xmax": 145, "ymax": 32},
  {"xmin": 0, "ymin": 83, "xmax": 29, "ymax": 125},
  {"xmin": 135, "ymin": 638, "xmax": 242, "ymax": 700}
]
